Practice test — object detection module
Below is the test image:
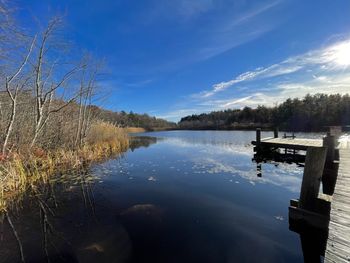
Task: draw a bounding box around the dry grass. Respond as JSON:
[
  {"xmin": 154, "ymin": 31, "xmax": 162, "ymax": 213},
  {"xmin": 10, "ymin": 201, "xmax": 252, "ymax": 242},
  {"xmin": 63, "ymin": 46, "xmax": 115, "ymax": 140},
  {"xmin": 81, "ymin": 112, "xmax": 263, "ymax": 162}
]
[
  {"xmin": 0, "ymin": 121, "xmax": 129, "ymax": 212},
  {"xmin": 125, "ymin": 127, "xmax": 146, "ymax": 133}
]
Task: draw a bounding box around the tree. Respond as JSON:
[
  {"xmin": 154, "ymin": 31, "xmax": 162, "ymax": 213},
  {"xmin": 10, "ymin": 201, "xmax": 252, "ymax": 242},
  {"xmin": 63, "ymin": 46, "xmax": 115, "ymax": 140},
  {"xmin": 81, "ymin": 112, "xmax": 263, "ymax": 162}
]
[
  {"xmin": 0, "ymin": 2, "xmax": 36, "ymax": 154},
  {"xmin": 75, "ymin": 56, "xmax": 102, "ymax": 148},
  {"xmin": 2, "ymin": 37, "xmax": 35, "ymax": 154},
  {"xmin": 30, "ymin": 16, "xmax": 84, "ymax": 148},
  {"xmin": 178, "ymin": 94, "xmax": 350, "ymax": 131}
]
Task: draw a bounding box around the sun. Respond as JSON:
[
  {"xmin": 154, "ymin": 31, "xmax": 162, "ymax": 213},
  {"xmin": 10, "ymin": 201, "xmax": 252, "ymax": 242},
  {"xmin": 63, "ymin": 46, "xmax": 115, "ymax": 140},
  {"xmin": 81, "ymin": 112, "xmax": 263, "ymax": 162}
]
[{"xmin": 331, "ymin": 41, "xmax": 350, "ymax": 67}]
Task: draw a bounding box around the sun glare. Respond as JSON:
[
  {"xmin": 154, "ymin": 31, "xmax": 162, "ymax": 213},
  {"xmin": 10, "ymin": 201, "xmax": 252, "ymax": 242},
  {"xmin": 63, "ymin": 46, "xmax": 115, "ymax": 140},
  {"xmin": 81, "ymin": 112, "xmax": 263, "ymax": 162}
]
[{"xmin": 331, "ymin": 41, "xmax": 350, "ymax": 67}]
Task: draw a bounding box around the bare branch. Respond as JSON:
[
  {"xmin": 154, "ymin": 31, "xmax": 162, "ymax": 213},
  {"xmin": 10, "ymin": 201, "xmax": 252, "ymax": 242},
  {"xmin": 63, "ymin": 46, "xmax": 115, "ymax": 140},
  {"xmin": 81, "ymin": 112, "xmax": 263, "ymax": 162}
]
[{"xmin": 7, "ymin": 35, "xmax": 36, "ymax": 84}]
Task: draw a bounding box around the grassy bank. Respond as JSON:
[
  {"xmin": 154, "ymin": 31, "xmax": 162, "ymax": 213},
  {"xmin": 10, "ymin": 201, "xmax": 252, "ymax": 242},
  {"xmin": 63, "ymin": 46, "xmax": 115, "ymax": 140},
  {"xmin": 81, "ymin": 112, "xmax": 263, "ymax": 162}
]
[
  {"xmin": 126, "ymin": 126, "xmax": 177, "ymax": 133},
  {"xmin": 125, "ymin": 127, "xmax": 147, "ymax": 133},
  {"xmin": 0, "ymin": 122, "xmax": 129, "ymax": 212}
]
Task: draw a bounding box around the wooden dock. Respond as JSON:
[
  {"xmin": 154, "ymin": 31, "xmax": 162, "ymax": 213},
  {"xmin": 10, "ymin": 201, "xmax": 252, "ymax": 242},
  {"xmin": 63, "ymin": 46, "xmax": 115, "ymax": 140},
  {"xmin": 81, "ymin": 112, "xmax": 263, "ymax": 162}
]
[
  {"xmin": 252, "ymin": 128, "xmax": 350, "ymax": 261},
  {"xmin": 325, "ymin": 142, "xmax": 350, "ymax": 262},
  {"xmin": 257, "ymin": 137, "xmax": 323, "ymax": 150}
]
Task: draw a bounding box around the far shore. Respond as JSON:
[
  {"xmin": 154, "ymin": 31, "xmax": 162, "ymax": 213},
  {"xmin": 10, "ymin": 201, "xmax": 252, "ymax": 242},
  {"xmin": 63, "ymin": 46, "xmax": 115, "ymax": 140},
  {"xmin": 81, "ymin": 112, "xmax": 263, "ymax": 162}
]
[{"xmin": 127, "ymin": 126, "xmax": 339, "ymax": 133}]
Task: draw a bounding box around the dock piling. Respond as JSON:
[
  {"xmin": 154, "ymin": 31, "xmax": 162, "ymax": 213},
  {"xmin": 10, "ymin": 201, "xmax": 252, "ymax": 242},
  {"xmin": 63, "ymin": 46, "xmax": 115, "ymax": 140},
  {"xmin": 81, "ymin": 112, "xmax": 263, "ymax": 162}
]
[
  {"xmin": 256, "ymin": 128, "xmax": 261, "ymax": 154},
  {"xmin": 251, "ymin": 127, "xmax": 350, "ymax": 261},
  {"xmin": 299, "ymin": 147, "xmax": 327, "ymax": 211},
  {"xmin": 322, "ymin": 133, "xmax": 338, "ymax": 195},
  {"xmin": 323, "ymin": 133, "xmax": 336, "ymax": 165}
]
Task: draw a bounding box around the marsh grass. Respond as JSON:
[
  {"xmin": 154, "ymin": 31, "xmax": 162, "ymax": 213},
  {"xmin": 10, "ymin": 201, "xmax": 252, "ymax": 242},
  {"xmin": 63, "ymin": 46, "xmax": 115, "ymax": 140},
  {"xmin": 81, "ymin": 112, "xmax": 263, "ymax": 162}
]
[
  {"xmin": 0, "ymin": 122, "xmax": 129, "ymax": 212},
  {"xmin": 125, "ymin": 127, "xmax": 147, "ymax": 133}
]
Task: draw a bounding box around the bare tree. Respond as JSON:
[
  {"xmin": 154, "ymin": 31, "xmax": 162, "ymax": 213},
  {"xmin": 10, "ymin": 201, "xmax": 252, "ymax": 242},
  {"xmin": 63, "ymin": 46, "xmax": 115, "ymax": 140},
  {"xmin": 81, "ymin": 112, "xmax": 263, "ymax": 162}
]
[
  {"xmin": 74, "ymin": 57, "xmax": 101, "ymax": 148},
  {"xmin": 30, "ymin": 17, "xmax": 84, "ymax": 148},
  {"xmin": 0, "ymin": 1, "xmax": 36, "ymax": 155},
  {"xmin": 2, "ymin": 74, "xmax": 32, "ymax": 155}
]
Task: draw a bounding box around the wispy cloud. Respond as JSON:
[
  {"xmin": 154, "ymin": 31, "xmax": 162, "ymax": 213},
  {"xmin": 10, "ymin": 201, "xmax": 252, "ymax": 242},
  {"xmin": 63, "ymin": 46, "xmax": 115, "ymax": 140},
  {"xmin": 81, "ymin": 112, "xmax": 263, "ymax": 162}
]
[
  {"xmin": 195, "ymin": 27, "xmax": 273, "ymax": 62},
  {"xmin": 193, "ymin": 0, "xmax": 283, "ymax": 61},
  {"xmin": 157, "ymin": 108, "xmax": 202, "ymax": 120},
  {"xmin": 125, "ymin": 78, "xmax": 154, "ymax": 88},
  {"xmin": 161, "ymin": 37, "xmax": 350, "ymax": 121},
  {"xmin": 195, "ymin": 38, "xmax": 350, "ymax": 98},
  {"xmin": 175, "ymin": 0, "xmax": 215, "ymax": 18},
  {"xmin": 221, "ymin": 0, "xmax": 282, "ymax": 31},
  {"xmin": 138, "ymin": 0, "xmax": 285, "ymax": 73},
  {"xmin": 151, "ymin": 0, "xmax": 215, "ymax": 20}
]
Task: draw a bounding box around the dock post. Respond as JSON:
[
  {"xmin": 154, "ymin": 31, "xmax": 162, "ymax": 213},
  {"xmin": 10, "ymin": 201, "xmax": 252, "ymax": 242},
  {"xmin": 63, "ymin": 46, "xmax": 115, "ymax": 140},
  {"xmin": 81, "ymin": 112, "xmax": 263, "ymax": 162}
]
[
  {"xmin": 323, "ymin": 133, "xmax": 335, "ymax": 165},
  {"xmin": 256, "ymin": 128, "xmax": 261, "ymax": 146},
  {"xmin": 299, "ymin": 147, "xmax": 327, "ymax": 211},
  {"xmin": 255, "ymin": 128, "xmax": 262, "ymax": 156},
  {"xmin": 274, "ymin": 127, "xmax": 279, "ymax": 138},
  {"xmin": 322, "ymin": 133, "xmax": 338, "ymax": 195}
]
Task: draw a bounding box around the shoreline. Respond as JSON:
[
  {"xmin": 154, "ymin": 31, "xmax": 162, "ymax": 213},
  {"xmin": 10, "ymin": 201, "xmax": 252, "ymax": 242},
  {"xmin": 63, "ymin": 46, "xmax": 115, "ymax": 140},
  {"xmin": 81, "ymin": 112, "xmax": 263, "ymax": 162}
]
[
  {"xmin": 0, "ymin": 130, "xmax": 129, "ymax": 212},
  {"xmin": 137, "ymin": 127, "xmax": 331, "ymax": 133}
]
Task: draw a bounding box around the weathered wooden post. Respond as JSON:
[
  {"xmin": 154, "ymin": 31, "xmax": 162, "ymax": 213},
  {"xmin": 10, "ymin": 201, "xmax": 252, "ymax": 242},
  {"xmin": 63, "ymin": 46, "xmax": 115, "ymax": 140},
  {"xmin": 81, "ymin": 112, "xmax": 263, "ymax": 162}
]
[
  {"xmin": 256, "ymin": 128, "xmax": 261, "ymax": 151},
  {"xmin": 299, "ymin": 147, "xmax": 327, "ymax": 211},
  {"xmin": 329, "ymin": 126, "xmax": 342, "ymax": 139},
  {"xmin": 274, "ymin": 127, "xmax": 279, "ymax": 138},
  {"xmin": 322, "ymin": 132, "xmax": 338, "ymax": 195},
  {"xmin": 323, "ymin": 133, "xmax": 335, "ymax": 165}
]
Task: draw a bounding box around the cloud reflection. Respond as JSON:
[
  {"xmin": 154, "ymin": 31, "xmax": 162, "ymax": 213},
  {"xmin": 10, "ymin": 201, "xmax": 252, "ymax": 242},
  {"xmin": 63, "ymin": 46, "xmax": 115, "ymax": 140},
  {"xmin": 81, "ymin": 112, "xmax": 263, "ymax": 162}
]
[{"xmin": 158, "ymin": 133, "xmax": 303, "ymax": 192}]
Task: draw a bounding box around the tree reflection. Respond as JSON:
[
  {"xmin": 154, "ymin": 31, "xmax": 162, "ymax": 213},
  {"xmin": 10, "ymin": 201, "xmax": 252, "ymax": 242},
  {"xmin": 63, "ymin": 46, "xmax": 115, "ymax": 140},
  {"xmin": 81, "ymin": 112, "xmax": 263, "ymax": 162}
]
[{"xmin": 129, "ymin": 136, "xmax": 158, "ymax": 151}]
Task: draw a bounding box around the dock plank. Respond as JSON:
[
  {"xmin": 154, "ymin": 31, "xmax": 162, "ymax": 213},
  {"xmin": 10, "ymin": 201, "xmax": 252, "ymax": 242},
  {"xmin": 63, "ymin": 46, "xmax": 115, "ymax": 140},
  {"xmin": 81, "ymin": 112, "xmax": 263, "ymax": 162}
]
[
  {"xmin": 260, "ymin": 137, "xmax": 323, "ymax": 148},
  {"xmin": 325, "ymin": 138, "xmax": 350, "ymax": 263}
]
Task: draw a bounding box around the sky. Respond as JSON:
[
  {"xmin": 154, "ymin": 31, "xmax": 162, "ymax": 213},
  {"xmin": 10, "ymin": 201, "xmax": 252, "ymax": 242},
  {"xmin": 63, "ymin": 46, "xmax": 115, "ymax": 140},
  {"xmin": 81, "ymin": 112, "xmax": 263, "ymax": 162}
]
[{"xmin": 15, "ymin": 0, "xmax": 350, "ymax": 121}]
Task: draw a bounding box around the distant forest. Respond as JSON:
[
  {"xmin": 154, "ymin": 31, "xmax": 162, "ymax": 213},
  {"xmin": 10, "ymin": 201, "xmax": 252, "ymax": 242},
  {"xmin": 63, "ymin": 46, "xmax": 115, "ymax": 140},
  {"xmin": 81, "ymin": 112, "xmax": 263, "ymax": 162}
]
[
  {"xmin": 91, "ymin": 107, "xmax": 177, "ymax": 130},
  {"xmin": 179, "ymin": 94, "xmax": 350, "ymax": 132}
]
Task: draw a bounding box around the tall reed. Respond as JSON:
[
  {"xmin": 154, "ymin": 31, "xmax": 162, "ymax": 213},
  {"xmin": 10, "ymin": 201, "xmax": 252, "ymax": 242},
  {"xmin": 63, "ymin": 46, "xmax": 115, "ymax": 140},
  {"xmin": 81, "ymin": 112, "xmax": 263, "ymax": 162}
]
[{"xmin": 0, "ymin": 121, "xmax": 129, "ymax": 212}]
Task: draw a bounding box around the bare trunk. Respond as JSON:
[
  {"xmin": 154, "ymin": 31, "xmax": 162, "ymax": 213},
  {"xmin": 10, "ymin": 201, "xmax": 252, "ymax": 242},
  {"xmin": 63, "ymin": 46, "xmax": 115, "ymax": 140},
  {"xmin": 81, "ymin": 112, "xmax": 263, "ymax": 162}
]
[
  {"xmin": 1, "ymin": 37, "xmax": 35, "ymax": 154},
  {"xmin": 30, "ymin": 106, "xmax": 44, "ymax": 148},
  {"xmin": 2, "ymin": 97, "xmax": 16, "ymax": 155},
  {"xmin": 74, "ymin": 83, "xmax": 84, "ymax": 148}
]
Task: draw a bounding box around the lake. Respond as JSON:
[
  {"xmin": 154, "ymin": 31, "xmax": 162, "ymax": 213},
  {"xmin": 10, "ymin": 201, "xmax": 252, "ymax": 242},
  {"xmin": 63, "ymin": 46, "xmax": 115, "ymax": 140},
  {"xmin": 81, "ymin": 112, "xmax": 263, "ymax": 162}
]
[{"xmin": 0, "ymin": 130, "xmax": 325, "ymax": 263}]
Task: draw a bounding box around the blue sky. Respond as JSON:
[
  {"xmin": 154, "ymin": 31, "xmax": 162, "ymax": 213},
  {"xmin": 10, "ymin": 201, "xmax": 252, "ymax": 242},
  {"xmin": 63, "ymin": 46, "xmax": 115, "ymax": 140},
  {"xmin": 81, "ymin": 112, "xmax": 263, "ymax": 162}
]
[{"xmin": 16, "ymin": 0, "xmax": 350, "ymax": 121}]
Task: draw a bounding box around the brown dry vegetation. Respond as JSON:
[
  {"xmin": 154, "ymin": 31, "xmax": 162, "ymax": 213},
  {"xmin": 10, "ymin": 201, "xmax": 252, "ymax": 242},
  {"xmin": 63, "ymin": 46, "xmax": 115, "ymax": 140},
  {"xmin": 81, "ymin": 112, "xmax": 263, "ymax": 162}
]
[
  {"xmin": 125, "ymin": 127, "xmax": 147, "ymax": 133},
  {"xmin": 0, "ymin": 5, "xmax": 131, "ymax": 211},
  {"xmin": 0, "ymin": 122, "xmax": 129, "ymax": 212}
]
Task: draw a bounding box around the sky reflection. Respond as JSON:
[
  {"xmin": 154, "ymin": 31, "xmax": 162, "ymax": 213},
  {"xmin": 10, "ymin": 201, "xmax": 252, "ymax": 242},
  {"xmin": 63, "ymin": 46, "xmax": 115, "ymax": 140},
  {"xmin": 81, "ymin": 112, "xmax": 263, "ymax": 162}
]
[{"xmin": 129, "ymin": 130, "xmax": 304, "ymax": 192}]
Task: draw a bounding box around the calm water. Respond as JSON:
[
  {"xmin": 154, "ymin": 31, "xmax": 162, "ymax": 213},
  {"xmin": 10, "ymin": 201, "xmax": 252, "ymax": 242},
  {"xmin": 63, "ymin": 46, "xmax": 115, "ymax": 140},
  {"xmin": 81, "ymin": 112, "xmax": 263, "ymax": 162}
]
[{"xmin": 0, "ymin": 130, "xmax": 325, "ymax": 263}]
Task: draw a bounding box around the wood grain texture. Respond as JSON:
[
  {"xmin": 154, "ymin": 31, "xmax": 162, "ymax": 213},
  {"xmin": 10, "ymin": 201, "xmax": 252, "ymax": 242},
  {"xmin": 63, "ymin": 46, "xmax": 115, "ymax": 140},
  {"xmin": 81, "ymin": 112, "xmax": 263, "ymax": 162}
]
[{"xmin": 325, "ymin": 139, "xmax": 350, "ymax": 263}]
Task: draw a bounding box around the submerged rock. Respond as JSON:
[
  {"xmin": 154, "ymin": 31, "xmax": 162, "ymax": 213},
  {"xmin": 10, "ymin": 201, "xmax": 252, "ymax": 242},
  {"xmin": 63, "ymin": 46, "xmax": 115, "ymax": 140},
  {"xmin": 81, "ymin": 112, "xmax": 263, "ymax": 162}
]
[
  {"xmin": 147, "ymin": 176, "xmax": 157, "ymax": 181},
  {"xmin": 76, "ymin": 224, "xmax": 131, "ymax": 263},
  {"xmin": 120, "ymin": 204, "xmax": 162, "ymax": 217},
  {"xmin": 83, "ymin": 243, "xmax": 104, "ymax": 253}
]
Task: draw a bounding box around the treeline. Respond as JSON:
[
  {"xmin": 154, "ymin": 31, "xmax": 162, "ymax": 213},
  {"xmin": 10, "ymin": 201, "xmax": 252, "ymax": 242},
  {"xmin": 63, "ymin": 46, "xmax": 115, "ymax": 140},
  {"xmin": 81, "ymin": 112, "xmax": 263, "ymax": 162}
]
[
  {"xmin": 179, "ymin": 94, "xmax": 350, "ymax": 131},
  {"xmin": 90, "ymin": 108, "xmax": 177, "ymax": 130}
]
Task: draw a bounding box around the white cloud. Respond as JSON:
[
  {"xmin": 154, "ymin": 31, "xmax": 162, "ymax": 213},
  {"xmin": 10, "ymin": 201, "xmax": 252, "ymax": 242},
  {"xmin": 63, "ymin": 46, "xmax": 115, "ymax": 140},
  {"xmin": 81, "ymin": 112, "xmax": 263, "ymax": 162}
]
[
  {"xmin": 195, "ymin": 38, "xmax": 350, "ymax": 99},
  {"xmin": 176, "ymin": 0, "xmax": 214, "ymax": 18},
  {"xmin": 156, "ymin": 108, "xmax": 203, "ymax": 120},
  {"xmin": 222, "ymin": 0, "xmax": 282, "ymax": 31},
  {"xmin": 145, "ymin": 0, "xmax": 215, "ymax": 22},
  {"xmin": 162, "ymin": 37, "xmax": 350, "ymax": 121},
  {"xmin": 196, "ymin": 27, "xmax": 273, "ymax": 62},
  {"xmin": 219, "ymin": 73, "xmax": 350, "ymax": 109},
  {"xmin": 142, "ymin": 0, "xmax": 285, "ymax": 72},
  {"xmin": 221, "ymin": 93, "xmax": 273, "ymax": 108}
]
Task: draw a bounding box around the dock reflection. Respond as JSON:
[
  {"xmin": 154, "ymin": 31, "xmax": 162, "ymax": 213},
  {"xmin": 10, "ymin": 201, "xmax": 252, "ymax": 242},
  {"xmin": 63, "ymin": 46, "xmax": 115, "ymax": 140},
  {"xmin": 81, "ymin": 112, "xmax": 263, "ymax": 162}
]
[
  {"xmin": 289, "ymin": 219, "xmax": 328, "ymax": 263},
  {"xmin": 253, "ymin": 146, "xmax": 328, "ymax": 262}
]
